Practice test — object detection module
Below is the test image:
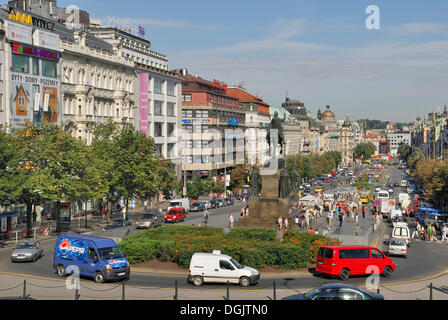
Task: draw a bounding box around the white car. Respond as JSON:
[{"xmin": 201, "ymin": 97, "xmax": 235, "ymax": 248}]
[
  {"xmin": 388, "ymin": 238, "xmax": 408, "ymax": 257},
  {"xmin": 392, "ymin": 223, "xmax": 411, "ymax": 246},
  {"xmin": 188, "ymin": 250, "xmax": 260, "ymax": 287}
]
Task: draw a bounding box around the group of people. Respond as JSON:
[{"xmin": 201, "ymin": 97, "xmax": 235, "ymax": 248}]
[{"xmin": 412, "ymin": 221, "xmax": 448, "ymax": 242}]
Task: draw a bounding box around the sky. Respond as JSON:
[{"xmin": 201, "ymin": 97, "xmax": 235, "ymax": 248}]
[{"xmin": 54, "ymin": 0, "xmax": 448, "ymax": 122}]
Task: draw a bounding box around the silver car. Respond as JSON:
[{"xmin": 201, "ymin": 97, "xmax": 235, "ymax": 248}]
[
  {"xmin": 11, "ymin": 240, "xmax": 43, "ymax": 262},
  {"xmin": 387, "ymin": 238, "xmax": 407, "ymax": 257},
  {"xmin": 135, "ymin": 212, "xmax": 165, "ymax": 229}
]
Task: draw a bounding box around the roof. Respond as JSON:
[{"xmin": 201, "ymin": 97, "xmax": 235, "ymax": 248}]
[
  {"xmin": 60, "ymin": 235, "xmax": 117, "ymax": 248},
  {"xmin": 269, "ymin": 105, "xmax": 291, "ymax": 118}
]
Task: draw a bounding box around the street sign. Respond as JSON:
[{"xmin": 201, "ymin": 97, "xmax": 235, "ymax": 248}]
[{"xmin": 374, "ymin": 200, "xmax": 381, "ymax": 207}]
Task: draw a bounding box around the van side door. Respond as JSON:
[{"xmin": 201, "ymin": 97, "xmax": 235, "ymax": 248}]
[
  {"xmin": 218, "ymin": 259, "xmax": 238, "ymax": 284},
  {"xmin": 84, "ymin": 247, "xmax": 100, "ymax": 276}
]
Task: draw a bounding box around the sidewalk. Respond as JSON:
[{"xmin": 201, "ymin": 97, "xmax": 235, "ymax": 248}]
[{"xmin": 0, "ymin": 270, "xmax": 447, "ymax": 300}]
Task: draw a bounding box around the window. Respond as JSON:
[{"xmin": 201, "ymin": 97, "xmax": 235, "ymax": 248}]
[
  {"xmin": 219, "ymin": 260, "xmax": 234, "ymax": 270},
  {"xmin": 155, "ymin": 144, "xmax": 163, "ymax": 156},
  {"xmin": 182, "ymin": 125, "xmax": 193, "ymax": 133},
  {"xmin": 315, "ymin": 289, "xmax": 341, "ymax": 300},
  {"xmin": 88, "ymin": 248, "xmax": 98, "ymax": 261},
  {"xmin": 318, "ymin": 248, "xmax": 333, "ymax": 259},
  {"xmin": 154, "ymin": 79, "xmax": 163, "ymax": 94},
  {"xmin": 155, "ymin": 122, "xmax": 163, "ymax": 137},
  {"xmin": 183, "ymin": 94, "xmax": 192, "ymax": 102},
  {"xmin": 32, "ymin": 58, "xmax": 39, "ymax": 75},
  {"xmin": 167, "ymin": 102, "xmax": 175, "ymax": 116},
  {"xmin": 12, "ymin": 54, "xmax": 29, "ymax": 73},
  {"xmin": 167, "ymin": 123, "xmax": 175, "ymax": 137},
  {"xmin": 339, "ymin": 249, "xmax": 370, "ymax": 259},
  {"xmin": 167, "ymin": 143, "xmax": 175, "ymax": 157},
  {"xmin": 167, "ymin": 82, "xmax": 175, "ymax": 96},
  {"xmin": 154, "ymin": 100, "xmax": 163, "ymax": 115},
  {"xmin": 370, "ymin": 249, "xmax": 384, "ymax": 259},
  {"xmin": 42, "ymin": 60, "xmax": 57, "ymax": 78}
]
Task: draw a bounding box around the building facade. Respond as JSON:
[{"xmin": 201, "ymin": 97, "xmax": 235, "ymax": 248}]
[{"xmin": 178, "ymin": 70, "xmax": 245, "ymax": 180}]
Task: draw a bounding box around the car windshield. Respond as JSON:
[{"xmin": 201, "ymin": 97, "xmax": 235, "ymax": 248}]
[
  {"xmin": 16, "ymin": 243, "xmax": 35, "ymax": 249},
  {"xmin": 304, "ymin": 287, "xmax": 323, "ymax": 299},
  {"xmin": 97, "ymin": 247, "xmax": 125, "ymax": 260},
  {"xmin": 170, "ymin": 202, "xmax": 181, "ymax": 207},
  {"xmin": 230, "ymin": 258, "xmax": 244, "ymax": 270},
  {"xmin": 142, "ymin": 213, "xmax": 155, "ymax": 219},
  {"xmin": 390, "ymin": 239, "xmax": 405, "ymax": 246}
]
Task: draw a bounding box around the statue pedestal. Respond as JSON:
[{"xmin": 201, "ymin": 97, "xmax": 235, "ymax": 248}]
[{"xmin": 239, "ymin": 169, "xmax": 291, "ymax": 229}]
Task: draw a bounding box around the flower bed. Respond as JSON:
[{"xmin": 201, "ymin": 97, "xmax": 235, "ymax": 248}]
[{"xmin": 119, "ymin": 226, "xmax": 340, "ymax": 269}]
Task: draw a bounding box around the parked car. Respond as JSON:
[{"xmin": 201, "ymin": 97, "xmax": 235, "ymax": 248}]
[
  {"xmin": 165, "ymin": 207, "xmax": 186, "ymax": 223},
  {"xmin": 282, "ymin": 283, "xmax": 384, "ymax": 300},
  {"xmin": 210, "ymin": 199, "xmax": 220, "ymax": 209},
  {"xmin": 224, "ymin": 198, "xmax": 234, "ymax": 206},
  {"xmin": 135, "ymin": 212, "xmax": 165, "ymax": 229},
  {"xmin": 387, "ymin": 238, "xmax": 408, "ymax": 257},
  {"xmin": 190, "ymin": 202, "xmax": 206, "ymax": 212},
  {"xmin": 217, "ymin": 199, "xmax": 225, "ymax": 207},
  {"xmin": 11, "ymin": 240, "xmax": 43, "ymax": 263},
  {"xmin": 316, "ymin": 245, "xmax": 395, "ymax": 280},
  {"xmin": 104, "ymin": 219, "xmax": 132, "ymax": 230},
  {"xmin": 188, "ymin": 250, "xmax": 260, "ymax": 287}
]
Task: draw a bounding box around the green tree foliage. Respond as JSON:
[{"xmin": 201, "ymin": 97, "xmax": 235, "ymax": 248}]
[
  {"xmin": 353, "ymin": 142, "xmax": 376, "ymax": 160},
  {"xmin": 398, "ymin": 144, "xmax": 412, "ymax": 162},
  {"xmin": 286, "ymin": 151, "xmax": 341, "ymax": 181}
]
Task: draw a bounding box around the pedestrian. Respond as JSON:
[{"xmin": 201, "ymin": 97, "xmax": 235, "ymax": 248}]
[
  {"xmin": 229, "ymin": 213, "xmax": 234, "ymax": 229},
  {"xmin": 355, "ymin": 212, "xmax": 359, "ymax": 224},
  {"xmin": 240, "ymin": 207, "xmax": 244, "ymax": 217},
  {"xmin": 354, "ymin": 223, "xmax": 362, "ymax": 236},
  {"xmin": 442, "ymin": 224, "xmax": 448, "ymax": 243},
  {"xmin": 411, "ymin": 222, "xmax": 419, "ymax": 239},
  {"xmin": 315, "ymin": 228, "xmax": 319, "ymax": 235},
  {"xmin": 307, "ymin": 227, "xmax": 314, "ymax": 234},
  {"xmin": 362, "ymin": 206, "xmax": 366, "ymax": 219},
  {"xmin": 294, "ymin": 215, "xmax": 299, "ymax": 229},
  {"xmin": 101, "ymin": 206, "xmax": 106, "ymax": 222},
  {"xmin": 284, "ymin": 218, "xmax": 289, "ymax": 231},
  {"xmin": 338, "ymin": 212, "xmax": 344, "ymax": 228},
  {"xmin": 203, "ymin": 209, "xmax": 209, "ymax": 226},
  {"xmin": 144, "ymin": 200, "xmax": 148, "ymax": 211},
  {"xmin": 278, "ymin": 216, "xmax": 283, "ymax": 231}
]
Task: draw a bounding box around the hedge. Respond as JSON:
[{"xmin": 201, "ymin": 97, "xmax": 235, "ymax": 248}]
[{"xmin": 119, "ymin": 226, "xmax": 340, "ymax": 269}]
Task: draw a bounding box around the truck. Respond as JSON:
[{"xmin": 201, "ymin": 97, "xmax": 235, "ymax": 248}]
[
  {"xmin": 53, "ymin": 235, "xmax": 130, "ymax": 283},
  {"xmin": 380, "ymin": 198, "xmax": 396, "ymax": 219},
  {"xmin": 168, "ymin": 198, "xmax": 190, "ymax": 212}
]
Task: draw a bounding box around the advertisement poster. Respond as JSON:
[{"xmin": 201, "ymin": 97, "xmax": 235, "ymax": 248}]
[
  {"xmin": 140, "ymin": 73, "xmax": 149, "ymax": 136},
  {"xmin": 1, "ymin": 217, "xmax": 6, "ymax": 233},
  {"xmin": 10, "ymin": 72, "xmax": 59, "ymax": 128}
]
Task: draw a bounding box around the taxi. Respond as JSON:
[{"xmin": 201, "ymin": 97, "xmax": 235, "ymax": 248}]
[
  {"xmin": 360, "ymin": 194, "xmax": 373, "ymax": 204},
  {"xmin": 315, "ymin": 186, "xmax": 323, "ymax": 193}
]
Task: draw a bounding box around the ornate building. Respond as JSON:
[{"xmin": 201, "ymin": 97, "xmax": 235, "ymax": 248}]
[
  {"xmin": 339, "ymin": 115, "xmax": 355, "ymax": 163},
  {"xmin": 320, "ymin": 105, "xmax": 339, "ymax": 152}
]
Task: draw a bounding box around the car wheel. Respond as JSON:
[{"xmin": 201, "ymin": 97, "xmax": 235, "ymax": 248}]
[
  {"xmin": 32, "ymin": 255, "xmax": 37, "ymax": 263},
  {"xmin": 94, "ymin": 272, "xmax": 105, "ymax": 283},
  {"xmin": 192, "ymin": 276, "xmax": 204, "ymax": 286},
  {"xmin": 239, "ymin": 277, "xmax": 251, "ymax": 287},
  {"xmin": 339, "ymin": 268, "xmax": 350, "ymax": 281},
  {"xmin": 382, "ymin": 266, "xmax": 392, "ymax": 277},
  {"xmin": 57, "ymin": 265, "xmax": 66, "ymax": 277}
]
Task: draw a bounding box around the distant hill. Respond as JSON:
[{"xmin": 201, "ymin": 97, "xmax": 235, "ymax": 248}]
[{"xmin": 357, "ymin": 119, "xmax": 410, "ymax": 130}]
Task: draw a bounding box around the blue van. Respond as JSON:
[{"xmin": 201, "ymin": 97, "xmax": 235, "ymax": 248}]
[
  {"xmin": 415, "ymin": 208, "xmax": 439, "ymax": 224},
  {"xmin": 53, "ymin": 235, "xmax": 130, "ymax": 283}
]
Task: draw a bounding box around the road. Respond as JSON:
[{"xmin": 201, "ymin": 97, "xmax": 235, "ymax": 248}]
[{"xmin": 1, "ymin": 164, "xmax": 447, "ymax": 299}]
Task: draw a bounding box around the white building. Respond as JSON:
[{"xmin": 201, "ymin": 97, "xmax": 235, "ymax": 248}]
[
  {"xmin": 387, "ymin": 131, "xmax": 411, "ymax": 156},
  {"xmin": 89, "ymin": 27, "xmax": 182, "ymax": 174}
]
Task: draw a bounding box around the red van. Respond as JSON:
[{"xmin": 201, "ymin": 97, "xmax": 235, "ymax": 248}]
[
  {"xmin": 165, "ymin": 207, "xmax": 186, "ymax": 223},
  {"xmin": 316, "ymin": 245, "xmax": 395, "ymax": 280}
]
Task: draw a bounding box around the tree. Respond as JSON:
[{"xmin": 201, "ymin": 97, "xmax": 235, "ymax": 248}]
[
  {"xmin": 398, "ymin": 144, "xmax": 412, "ymax": 162},
  {"xmin": 353, "ymin": 142, "xmax": 376, "ymax": 160},
  {"xmin": 409, "ymin": 149, "xmax": 424, "ymax": 171},
  {"xmin": 230, "ymin": 164, "xmax": 250, "ymax": 189}
]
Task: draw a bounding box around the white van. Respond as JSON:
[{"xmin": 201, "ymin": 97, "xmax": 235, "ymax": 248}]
[
  {"xmin": 400, "ymin": 180, "xmax": 407, "ymax": 187},
  {"xmin": 377, "ymin": 190, "xmax": 390, "ymax": 200},
  {"xmin": 168, "ymin": 198, "xmax": 190, "ymax": 212},
  {"xmin": 188, "ymin": 250, "xmax": 260, "ymax": 287},
  {"xmin": 392, "ymin": 223, "xmax": 410, "ymax": 246},
  {"xmin": 398, "ymin": 193, "xmax": 410, "ymax": 203}
]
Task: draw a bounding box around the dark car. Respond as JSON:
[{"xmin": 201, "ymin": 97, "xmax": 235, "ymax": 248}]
[
  {"xmin": 104, "ymin": 219, "xmax": 132, "ymax": 230},
  {"xmin": 394, "ymin": 183, "xmax": 400, "ymax": 187},
  {"xmin": 217, "ymin": 199, "xmax": 225, "ymax": 207},
  {"xmin": 282, "ymin": 284, "xmax": 384, "ymax": 300},
  {"xmin": 224, "ymin": 198, "xmax": 234, "ymax": 206},
  {"xmin": 210, "ymin": 199, "xmax": 219, "ymax": 209}
]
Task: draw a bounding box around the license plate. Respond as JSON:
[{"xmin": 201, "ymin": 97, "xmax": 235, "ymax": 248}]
[{"xmin": 118, "ymin": 273, "xmax": 125, "ymax": 276}]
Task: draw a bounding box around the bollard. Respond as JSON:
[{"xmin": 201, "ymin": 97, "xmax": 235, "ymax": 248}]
[
  {"xmin": 75, "ymin": 288, "xmax": 80, "ymax": 300},
  {"xmin": 22, "ymin": 280, "xmax": 26, "ymax": 299},
  {"xmin": 225, "ymin": 281, "xmax": 230, "ymax": 300},
  {"xmin": 429, "ymin": 283, "xmax": 433, "ymax": 300},
  {"xmin": 174, "ymin": 280, "xmax": 178, "ymax": 300},
  {"xmin": 122, "ymin": 280, "xmax": 126, "ymax": 300},
  {"xmin": 273, "ymin": 281, "xmax": 277, "ymax": 301}
]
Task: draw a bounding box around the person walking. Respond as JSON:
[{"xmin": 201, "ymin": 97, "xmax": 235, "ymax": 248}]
[
  {"xmin": 203, "ymin": 209, "xmax": 209, "ymax": 226},
  {"xmin": 362, "ymin": 206, "xmax": 366, "ymax": 219},
  {"xmin": 284, "ymin": 218, "xmax": 289, "ymax": 231},
  {"xmin": 411, "ymin": 222, "xmax": 420, "ymax": 240},
  {"xmin": 442, "ymin": 224, "xmax": 448, "ymax": 243},
  {"xmin": 143, "ymin": 200, "xmax": 148, "ymax": 211},
  {"xmin": 229, "ymin": 213, "xmax": 234, "ymax": 229},
  {"xmin": 338, "ymin": 211, "xmax": 344, "ymax": 228},
  {"xmin": 278, "ymin": 216, "xmax": 283, "ymax": 231},
  {"xmin": 294, "ymin": 215, "xmax": 299, "ymax": 230},
  {"xmin": 354, "ymin": 223, "xmax": 362, "ymax": 236}
]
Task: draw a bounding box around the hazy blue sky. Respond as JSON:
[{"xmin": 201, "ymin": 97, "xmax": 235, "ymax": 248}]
[{"xmin": 55, "ymin": 0, "xmax": 448, "ymax": 122}]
